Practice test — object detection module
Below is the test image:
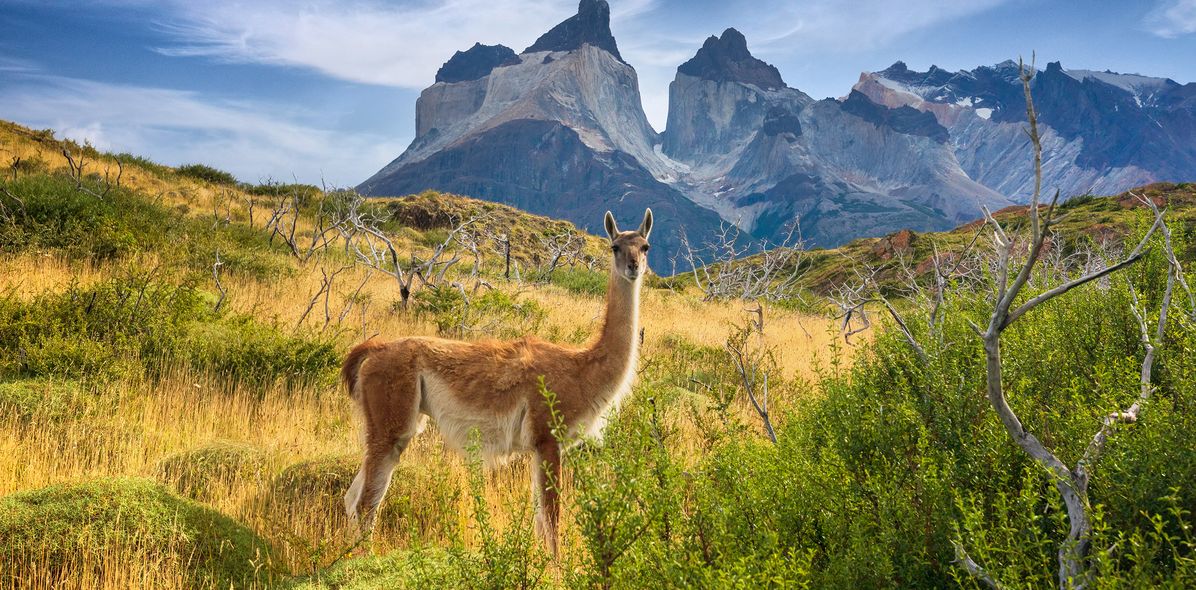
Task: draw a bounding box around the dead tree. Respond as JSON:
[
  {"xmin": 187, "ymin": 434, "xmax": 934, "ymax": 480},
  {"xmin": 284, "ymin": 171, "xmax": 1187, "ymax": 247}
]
[
  {"xmin": 952, "ymin": 58, "xmax": 1172, "ymax": 590},
  {"xmin": 264, "ymin": 187, "xmax": 351, "ymax": 264},
  {"xmin": 680, "ymin": 218, "xmax": 806, "ymax": 302},
  {"xmin": 212, "ymin": 250, "xmax": 226, "ymax": 312},
  {"xmin": 340, "ymin": 192, "xmax": 487, "ymax": 307},
  {"xmin": 537, "ymin": 230, "xmax": 588, "ymax": 276},
  {"xmin": 725, "ymin": 321, "xmax": 778, "ymax": 444},
  {"xmin": 342, "ymin": 195, "xmax": 420, "ymax": 308}
]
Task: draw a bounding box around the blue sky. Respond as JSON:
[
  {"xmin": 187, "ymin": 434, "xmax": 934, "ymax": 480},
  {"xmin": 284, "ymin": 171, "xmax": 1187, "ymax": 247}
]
[{"xmin": 1, "ymin": 0, "xmax": 1194, "ymax": 186}]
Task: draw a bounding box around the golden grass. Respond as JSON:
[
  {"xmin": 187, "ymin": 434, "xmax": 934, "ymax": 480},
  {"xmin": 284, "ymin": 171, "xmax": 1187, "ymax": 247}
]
[
  {"xmin": 0, "ymin": 245, "xmax": 862, "ymax": 588},
  {"xmin": 0, "ymin": 118, "xmax": 867, "ymax": 586}
]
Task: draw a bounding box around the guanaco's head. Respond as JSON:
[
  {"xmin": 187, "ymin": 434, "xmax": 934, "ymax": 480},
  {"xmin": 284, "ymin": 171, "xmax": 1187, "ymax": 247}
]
[{"xmin": 604, "ymin": 208, "xmax": 653, "ymax": 283}]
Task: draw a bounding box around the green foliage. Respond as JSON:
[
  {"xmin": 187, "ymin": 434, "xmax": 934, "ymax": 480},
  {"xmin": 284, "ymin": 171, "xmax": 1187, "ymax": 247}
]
[
  {"xmin": 268, "ymin": 455, "xmax": 358, "ymax": 513},
  {"xmin": 155, "ymin": 441, "xmax": 266, "ymax": 501},
  {"xmin": 293, "ymin": 548, "xmax": 480, "ymax": 590},
  {"xmin": 8, "ymin": 153, "xmax": 49, "ymax": 176},
  {"xmin": 547, "ymin": 267, "xmax": 607, "ymax": 296},
  {"xmin": 0, "ymin": 173, "xmax": 289, "ymax": 279},
  {"xmin": 246, "ymin": 182, "xmax": 322, "ymax": 199},
  {"xmin": 412, "ymin": 286, "xmax": 546, "ymax": 338},
  {"xmin": 176, "ymin": 163, "xmax": 238, "ymax": 186},
  {"xmin": 506, "ymin": 230, "xmax": 1195, "ymax": 588},
  {"xmin": 0, "ymin": 378, "xmax": 93, "ymax": 423},
  {"xmin": 112, "ymin": 152, "xmax": 171, "ymax": 178},
  {"xmin": 0, "ymin": 277, "xmax": 338, "ymax": 386},
  {"xmin": 0, "ymin": 477, "xmax": 274, "ymax": 588}
]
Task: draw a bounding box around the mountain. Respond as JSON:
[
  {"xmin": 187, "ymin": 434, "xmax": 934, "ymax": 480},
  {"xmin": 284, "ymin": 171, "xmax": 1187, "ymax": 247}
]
[
  {"xmin": 360, "ymin": 2, "xmax": 1195, "ymax": 263},
  {"xmin": 659, "ymin": 28, "xmax": 1008, "ymax": 246},
  {"xmin": 854, "ymin": 60, "xmax": 1196, "ymax": 199},
  {"xmin": 358, "ymin": 0, "xmax": 722, "ymax": 267}
]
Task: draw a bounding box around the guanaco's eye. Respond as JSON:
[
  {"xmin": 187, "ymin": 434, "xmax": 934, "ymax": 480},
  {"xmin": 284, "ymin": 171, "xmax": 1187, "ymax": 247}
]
[
  {"xmin": 611, "ymin": 245, "xmax": 620, "ymax": 253},
  {"xmin": 642, "ymin": 244, "xmax": 650, "ymax": 252}
]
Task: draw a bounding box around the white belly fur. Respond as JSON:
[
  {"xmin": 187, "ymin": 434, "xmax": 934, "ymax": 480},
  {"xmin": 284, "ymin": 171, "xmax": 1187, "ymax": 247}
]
[{"xmin": 417, "ymin": 359, "xmax": 636, "ymax": 464}]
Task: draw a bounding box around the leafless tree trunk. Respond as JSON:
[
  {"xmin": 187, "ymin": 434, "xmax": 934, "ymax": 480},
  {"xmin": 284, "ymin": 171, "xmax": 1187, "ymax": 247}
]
[
  {"xmin": 680, "ymin": 218, "xmax": 806, "ymax": 302},
  {"xmin": 212, "ymin": 250, "xmax": 226, "ymax": 312},
  {"xmin": 953, "ymin": 57, "xmax": 1173, "ymax": 590},
  {"xmin": 725, "ymin": 322, "xmax": 778, "ymax": 444}
]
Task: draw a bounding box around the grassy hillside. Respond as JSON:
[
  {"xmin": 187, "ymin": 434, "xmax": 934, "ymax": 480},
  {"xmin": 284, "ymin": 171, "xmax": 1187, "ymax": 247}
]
[
  {"xmin": 798, "ymin": 182, "xmax": 1196, "ymax": 293},
  {"xmin": 2, "ymin": 119, "xmax": 1194, "ymax": 588}
]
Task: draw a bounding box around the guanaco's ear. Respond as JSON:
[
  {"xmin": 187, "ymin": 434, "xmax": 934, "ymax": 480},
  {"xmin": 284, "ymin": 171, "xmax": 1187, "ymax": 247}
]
[
  {"xmin": 604, "ymin": 211, "xmax": 619, "ymax": 241},
  {"xmin": 638, "ymin": 208, "xmax": 653, "ymax": 240}
]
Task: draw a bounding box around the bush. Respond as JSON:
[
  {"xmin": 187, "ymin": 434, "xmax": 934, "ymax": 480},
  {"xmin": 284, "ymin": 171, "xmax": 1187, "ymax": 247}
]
[
  {"xmin": 548, "ymin": 267, "xmax": 607, "ymax": 296},
  {"xmin": 0, "ymin": 173, "xmax": 290, "ymax": 279},
  {"xmin": 292, "ymin": 548, "xmax": 471, "ymax": 590},
  {"xmin": 176, "ymin": 163, "xmax": 238, "ymax": 186},
  {"xmin": 0, "ymin": 277, "xmax": 339, "ymax": 385},
  {"xmin": 112, "ymin": 152, "xmax": 171, "ymax": 178},
  {"xmin": 156, "ymin": 441, "xmax": 266, "ymax": 501},
  {"xmin": 411, "ymin": 286, "xmax": 546, "ymax": 338},
  {"xmin": 0, "ymin": 378, "xmax": 90, "ymax": 423},
  {"xmin": 0, "ymin": 478, "xmax": 274, "ymax": 588}
]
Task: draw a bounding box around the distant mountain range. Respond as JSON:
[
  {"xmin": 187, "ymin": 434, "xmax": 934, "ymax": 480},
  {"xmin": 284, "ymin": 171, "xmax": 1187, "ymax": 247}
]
[{"xmin": 358, "ymin": 0, "xmax": 1196, "ymax": 265}]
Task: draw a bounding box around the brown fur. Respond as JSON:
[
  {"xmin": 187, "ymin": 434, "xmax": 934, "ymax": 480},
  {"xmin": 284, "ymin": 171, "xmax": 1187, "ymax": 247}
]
[{"xmin": 341, "ymin": 209, "xmax": 654, "ymax": 555}]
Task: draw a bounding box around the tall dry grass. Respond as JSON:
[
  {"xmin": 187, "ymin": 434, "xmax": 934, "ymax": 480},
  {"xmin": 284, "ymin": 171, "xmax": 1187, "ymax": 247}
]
[{"xmin": 0, "ymin": 246, "xmax": 859, "ymax": 588}]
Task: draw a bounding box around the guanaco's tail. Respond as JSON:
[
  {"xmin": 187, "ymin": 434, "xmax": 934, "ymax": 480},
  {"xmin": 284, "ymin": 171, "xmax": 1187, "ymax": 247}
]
[{"xmin": 341, "ymin": 340, "xmax": 385, "ymax": 401}]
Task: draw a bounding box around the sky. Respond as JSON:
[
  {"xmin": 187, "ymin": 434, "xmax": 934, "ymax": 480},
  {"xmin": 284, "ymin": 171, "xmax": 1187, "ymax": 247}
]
[{"xmin": 1, "ymin": 0, "xmax": 1194, "ymax": 187}]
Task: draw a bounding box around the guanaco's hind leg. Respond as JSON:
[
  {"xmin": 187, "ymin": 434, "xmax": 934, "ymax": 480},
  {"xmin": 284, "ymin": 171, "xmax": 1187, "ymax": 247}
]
[
  {"xmin": 344, "ymin": 360, "xmax": 424, "ymax": 532},
  {"xmin": 350, "ymin": 439, "xmax": 409, "ymax": 531},
  {"xmin": 532, "ymin": 440, "xmax": 563, "ymax": 556}
]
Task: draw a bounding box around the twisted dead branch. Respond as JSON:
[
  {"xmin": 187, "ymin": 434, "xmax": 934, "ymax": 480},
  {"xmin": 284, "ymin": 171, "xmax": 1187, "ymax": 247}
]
[
  {"xmin": 679, "ymin": 218, "xmax": 806, "ymax": 302},
  {"xmin": 954, "ymin": 57, "xmax": 1173, "ymax": 590}
]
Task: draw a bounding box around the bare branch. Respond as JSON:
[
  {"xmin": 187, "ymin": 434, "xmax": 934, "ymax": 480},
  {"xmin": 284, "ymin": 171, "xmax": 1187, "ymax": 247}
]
[
  {"xmin": 212, "ymin": 250, "xmax": 226, "ymax": 312},
  {"xmin": 952, "ymin": 541, "xmax": 1004, "ymax": 590}
]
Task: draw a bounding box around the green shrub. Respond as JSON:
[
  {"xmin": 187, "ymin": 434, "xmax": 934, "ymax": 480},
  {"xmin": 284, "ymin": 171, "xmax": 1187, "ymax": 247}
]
[
  {"xmin": 176, "ymin": 163, "xmax": 238, "ymax": 186},
  {"xmin": 0, "ymin": 277, "xmax": 338, "ymax": 385},
  {"xmin": 292, "ymin": 548, "xmax": 473, "ymax": 590},
  {"xmin": 0, "ymin": 173, "xmax": 290, "ymax": 279},
  {"xmin": 548, "ymin": 267, "xmax": 607, "ymax": 296},
  {"xmin": 0, "ymin": 378, "xmax": 91, "ymax": 422},
  {"xmin": 0, "ymin": 477, "xmax": 274, "ymax": 587},
  {"xmin": 8, "ymin": 153, "xmax": 48, "ymax": 176},
  {"xmin": 112, "ymin": 152, "xmax": 171, "ymax": 178},
  {"xmin": 156, "ymin": 441, "xmax": 266, "ymax": 501},
  {"xmin": 411, "ymin": 286, "xmax": 546, "ymax": 338}
]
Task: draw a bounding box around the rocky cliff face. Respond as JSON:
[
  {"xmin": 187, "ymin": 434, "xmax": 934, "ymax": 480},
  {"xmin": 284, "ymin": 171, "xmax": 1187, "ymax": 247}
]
[
  {"xmin": 659, "ymin": 29, "xmax": 1007, "ymax": 246},
  {"xmin": 357, "ymin": 0, "xmax": 721, "ymax": 266},
  {"xmin": 361, "ymin": 6, "xmax": 1196, "ymax": 263},
  {"xmin": 853, "ymin": 60, "xmax": 1196, "ymax": 199}
]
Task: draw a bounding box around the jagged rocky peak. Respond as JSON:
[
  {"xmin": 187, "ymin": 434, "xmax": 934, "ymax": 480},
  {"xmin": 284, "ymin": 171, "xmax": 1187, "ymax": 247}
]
[
  {"xmin": 524, "ymin": 0, "xmax": 623, "ymax": 62},
  {"xmin": 677, "ymin": 28, "xmax": 784, "ymax": 90},
  {"xmin": 435, "ymin": 43, "xmax": 520, "ymax": 83}
]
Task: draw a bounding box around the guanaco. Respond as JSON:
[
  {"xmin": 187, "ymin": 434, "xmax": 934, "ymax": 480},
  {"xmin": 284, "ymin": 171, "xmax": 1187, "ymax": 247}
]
[{"xmin": 341, "ymin": 208, "xmax": 652, "ymax": 553}]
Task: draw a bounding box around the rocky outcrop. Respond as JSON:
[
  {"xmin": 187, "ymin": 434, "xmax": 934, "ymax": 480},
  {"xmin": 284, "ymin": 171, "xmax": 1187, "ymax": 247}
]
[
  {"xmin": 435, "ymin": 43, "xmax": 519, "ymax": 83},
  {"xmin": 358, "ymin": 0, "xmax": 718, "ymax": 266},
  {"xmin": 361, "ymin": 8, "xmax": 1195, "ymax": 265},
  {"xmin": 660, "ymin": 32, "xmax": 1007, "ymax": 247},
  {"xmin": 524, "ymin": 0, "xmax": 623, "ymax": 62},
  {"xmin": 853, "ymin": 60, "xmax": 1196, "ymax": 199},
  {"xmin": 676, "ymin": 28, "xmax": 784, "ymax": 90}
]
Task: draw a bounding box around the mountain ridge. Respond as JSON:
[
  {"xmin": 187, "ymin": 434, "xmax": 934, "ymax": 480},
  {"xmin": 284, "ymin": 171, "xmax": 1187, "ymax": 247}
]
[{"xmin": 359, "ymin": 0, "xmax": 1196, "ymax": 264}]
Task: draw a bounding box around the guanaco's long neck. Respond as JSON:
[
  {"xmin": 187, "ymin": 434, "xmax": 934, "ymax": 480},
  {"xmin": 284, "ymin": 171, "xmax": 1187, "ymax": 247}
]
[{"xmin": 591, "ymin": 271, "xmax": 641, "ymax": 370}]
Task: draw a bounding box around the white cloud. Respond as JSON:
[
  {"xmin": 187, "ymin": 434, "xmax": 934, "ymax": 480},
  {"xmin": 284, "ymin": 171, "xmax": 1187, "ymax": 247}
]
[
  {"xmin": 1144, "ymin": 0, "xmax": 1196, "ymax": 38},
  {"xmin": 151, "ymin": 0, "xmax": 583, "ymax": 88},
  {"xmin": 0, "ymin": 74, "xmax": 409, "ymax": 186},
  {"xmin": 618, "ymin": 0, "xmax": 1009, "ymax": 128}
]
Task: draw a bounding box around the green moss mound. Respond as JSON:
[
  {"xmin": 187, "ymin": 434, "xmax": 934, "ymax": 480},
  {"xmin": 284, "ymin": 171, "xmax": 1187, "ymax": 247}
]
[
  {"xmin": 156, "ymin": 441, "xmax": 266, "ymax": 501},
  {"xmin": 290, "ymin": 548, "xmax": 466, "ymax": 589},
  {"xmin": 270, "ymin": 454, "xmax": 359, "ymax": 506},
  {"xmin": 0, "ymin": 477, "xmax": 274, "ymax": 587}
]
